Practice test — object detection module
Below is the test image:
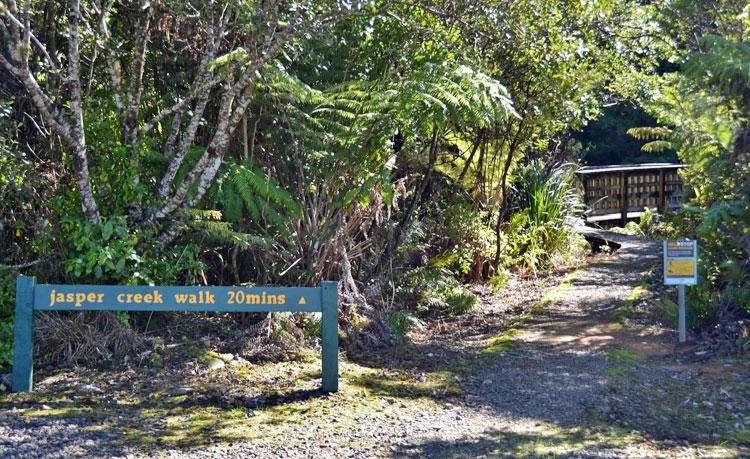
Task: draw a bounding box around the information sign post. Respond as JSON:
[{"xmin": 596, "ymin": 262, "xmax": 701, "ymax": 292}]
[{"xmin": 663, "ymin": 240, "xmax": 698, "ymax": 343}]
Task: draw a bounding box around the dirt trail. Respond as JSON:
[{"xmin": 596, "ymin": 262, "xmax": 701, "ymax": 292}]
[
  {"xmin": 394, "ymin": 231, "xmax": 748, "ymax": 458},
  {"xmin": 1, "ymin": 232, "xmax": 748, "ymax": 458}
]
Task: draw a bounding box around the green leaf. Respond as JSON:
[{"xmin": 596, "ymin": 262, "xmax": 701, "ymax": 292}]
[{"xmin": 102, "ymin": 220, "xmax": 113, "ymax": 240}]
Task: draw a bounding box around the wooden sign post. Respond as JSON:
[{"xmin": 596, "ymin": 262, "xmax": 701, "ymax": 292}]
[
  {"xmin": 663, "ymin": 240, "xmax": 698, "ymax": 343},
  {"xmin": 12, "ymin": 277, "xmax": 339, "ymax": 393}
]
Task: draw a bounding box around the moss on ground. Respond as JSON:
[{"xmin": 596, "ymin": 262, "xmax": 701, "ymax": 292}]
[
  {"xmin": 482, "ymin": 328, "xmax": 521, "ymax": 356},
  {"xmin": 611, "ymin": 284, "xmax": 651, "ymax": 322},
  {"xmin": 0, "ymin": 355, "xmax": 447, "ymax": 451},
  {"xmin": 605, "ymin": 345, "xmax": 643, "ymax": 379},
  {"xmin": 481, "ymin": 271, "xmax": 578, "ymax": 357},
  {"xmin": 532, "ymin": 272, "xmax": 578, "ymax": 312}
]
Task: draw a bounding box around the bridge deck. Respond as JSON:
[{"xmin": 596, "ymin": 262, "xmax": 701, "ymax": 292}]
[{"xmin": 577, "ymin": 163, "xmax": 686, "ymax": 225}]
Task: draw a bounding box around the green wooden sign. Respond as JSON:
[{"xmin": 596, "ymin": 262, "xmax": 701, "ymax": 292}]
[{"xmin": 12, "ymin": 276, "xmax": 339, "ymax": 393}]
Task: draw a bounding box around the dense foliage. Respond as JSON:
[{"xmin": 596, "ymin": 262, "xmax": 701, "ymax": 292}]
[
  {"xmin": 626, "ymin": 2, "xmax": 750, "ymax": 326},
  {"xmin": 1, "ymin": 0, "xmax": 747, "ymax": 362}
]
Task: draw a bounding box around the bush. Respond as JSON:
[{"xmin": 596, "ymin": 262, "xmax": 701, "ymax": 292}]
[
  {"xmin": 0, "ymin": 269, "xmax": 15, "ymax": 365},
  {"xmin": 0, "ymin": 320, "xmax": 12, "ymax": 365},
  {"xmin": 654, "ymin": 286, "xmax": 716, "ymax": 329},
  {"xmin": 445, "ymin": 288, "xmax": 477, "ymax": 315},
  {"xmin": 431, "ymin": 203, "xmax": 496, "ymax": 278},
  {"xmin": 504, "ymin": 161, "xmax": 587, "ymax": 272},
  {"xmin": 387, "ymin": 310, "xmax": 424, "ymax": 343},
  {"xmin": 489, "ymin": 269, "xmax": 512, "ymax": 292},
  {"xmin": 610, "ymin": 207, "xmax": 676, "ymax": 239},
  {"xmin": 61, "ymin": 216, "xmax": 204, "ymax": 285},
  {"xmin": 386, "ymin": 266, "xmax": 477, "ymax": 315}
]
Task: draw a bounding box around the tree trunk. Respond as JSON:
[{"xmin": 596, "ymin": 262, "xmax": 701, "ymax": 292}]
[
  {"xmin": 373, "ymin": 126, "xmax": 440, "ymax": 276},
  {"xmin": 458, "ymin": 131, "xmax": 483, "ymax": 183},
  {"xmin": 493, "ymin": 126, "xmax": 525, "ymax": 265},
  {"xmin": 242, "ymin": 114, "xmax": 249, "ymax": 160}
]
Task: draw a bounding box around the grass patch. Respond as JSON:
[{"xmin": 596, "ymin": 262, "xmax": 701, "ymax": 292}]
[
  {"xmin": 20, "ymin": 404, "xmax": 93, "ymax": 418},
  {"xmin": 350, "ymin": 368, "xmax": 463, "ymax": 399},
  {"xmin": 482, "ymin": 328, "xmax": 521, "ymax": 356},
  {"xmin": 605, "ymin": 345, "xmax": 643, "ymax": 379},
  {"xmin": 611, "ymin": 284, "xmax": 651, "ymax": 322},
  {"xmin": 653, "ymin": 297, "xmax": 679, "ymax": 327}
]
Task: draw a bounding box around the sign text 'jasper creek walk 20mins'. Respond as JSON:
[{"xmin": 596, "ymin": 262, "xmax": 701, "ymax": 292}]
[
  {"xmin": 46, "ymin": 288, "xmax": 299, "ymax": 308},
  {"xmin": 13, "ymin": 277, "xmax": 339, "ymax": 393}
]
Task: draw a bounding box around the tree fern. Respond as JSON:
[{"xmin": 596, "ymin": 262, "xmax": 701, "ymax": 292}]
[
  {"xmin": 186, "ymin": 220, "xmax": 275, "ymax": 250},
  {"xmin": 205, "ymin": 159, "xmax": 301, "ymax": 227}
]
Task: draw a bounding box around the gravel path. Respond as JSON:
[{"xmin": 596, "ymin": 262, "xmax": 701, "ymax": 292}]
[
  {"xmin": 392, "ymin": 232, "xmax": 667, "ymax": 458},
  {"xmin": 1, "ymin": 231, "xmax": 747, "ymax": 458},
  {"xmin": 392, "ymin": 232, "xmax": 747, "ymax": 458}
]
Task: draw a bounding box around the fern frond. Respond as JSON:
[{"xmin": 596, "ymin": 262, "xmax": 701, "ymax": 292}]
[
  {"xmin": 184, "ymin": 209, "xmax": 223, "ymax": 221},
  {"xmin": 187, "ymin": 220, "xmax": 275, "ymax": 249},
  {"xmin": 626, "ymin": 126, "xmax": 672, "ymax": 140},
  {"xmin": 641, "ymin": 140, "xmax": 673, "ymax": 153}
]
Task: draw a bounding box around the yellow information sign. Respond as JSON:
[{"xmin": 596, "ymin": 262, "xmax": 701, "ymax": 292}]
[
  {"xmin": 667, "ymin": 259, "xmax": 695, "ymax": 277},
  {"xmin": 663, "ymin": 240, "xmax": 698, "ymax": 285}
]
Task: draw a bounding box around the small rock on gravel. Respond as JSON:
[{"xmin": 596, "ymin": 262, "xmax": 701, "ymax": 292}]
[{"xmin": 206, "ymin": 358, "xmax": 225, "ymax": 371}]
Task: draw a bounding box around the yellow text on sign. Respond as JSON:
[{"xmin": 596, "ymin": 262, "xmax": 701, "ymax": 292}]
[{"xmin": 667, "ymin": 259, "xmax": 695, "ymax": 277}]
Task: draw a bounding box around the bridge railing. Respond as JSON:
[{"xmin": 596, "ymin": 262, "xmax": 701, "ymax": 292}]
[{"xmin": 576, "ymin": 163, "xmax": 687, "ymax": 225}]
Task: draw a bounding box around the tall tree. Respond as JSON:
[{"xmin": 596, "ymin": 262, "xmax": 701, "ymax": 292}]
[{"xmin": 0, "ymin": 0, "xmax": 374, "ymax": 230}]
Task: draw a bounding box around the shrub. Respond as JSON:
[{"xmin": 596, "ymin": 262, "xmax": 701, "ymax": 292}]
[
  {"xmin": 61, "ymin": 216, "xmax": 204, "ymax": 285},
  {"xmin": 610, "ymin": 207, "xmax": 676, "ymax": 239},
  {"xmin": 433, "ymin": 203, "xmax": 496, "ymax": 278},
  {"xmin": 489, "ymin": 269, "xmax": 512, "ymax": 292},
  {"xmin": 0, "ymin": 319, "xmax": 12, "ymax": 366},
  {"xmin": 383, "ymin": 264, "xmax": 479, "ymax": 318},
  {"xmin": 0, "ymin": 269, "xmax": 15, "ymax": 365},
  {"xmin": 654, "ymin": 287, "xmax": 715, "ymax": 329},
  {"xmin": 387, "ymin": 310, "xmax": 424, "ymax": 343},
  {"xmin": 504, "ymin": 161, "xmax": 586, "ymax": 272},
  {"xmin": 445, "ymin": 288, "xmax": 477, "ymax": 315}
]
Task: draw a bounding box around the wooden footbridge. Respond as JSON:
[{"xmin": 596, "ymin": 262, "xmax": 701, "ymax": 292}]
[{"xmin": 576, "ymin": 163, "xmax": 686, "ymax": 225}]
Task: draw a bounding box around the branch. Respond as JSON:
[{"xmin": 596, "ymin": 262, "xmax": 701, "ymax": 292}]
[
  {"xmin": 3, "ymin": 0, "xmax": 21, "ymax": 42},
  {"xmin": 67, "ymin": 0, "xmax": 101, "ymax": 224},
  {"xmin": 156, "ymin": 7, "xmax": 221, "ymax": 199},
  {"xmin": 149, "ymin": 0, "xmax": 379, "ymax": 224},
  {"xmin": 164, "ymin": 110, "xmax": 183, "ymax": 155},
  {"xmin": 183, "ymin": 85, "xmax": 256, "ymax": 209},
  {"xmin": 20, "ymin": 0, "xmax": 31, "ymax": 67},
  {"xmin": 148, "ymin": 149, "xmax": 214, "ymax": 222},
  {"xmin": 123, "ymin": 0, "xmax": 153, "ymax": 144},
  {"xmin": 94, "ymin": 0, "xmax": 125, "ymax": 117},
  {"xmin": 0, "ymin": 53, "xmax": 76, "ymax": 148},
  {"xmin": 156, "ymin": 90, "xmax": 212, "ymax": 200},
  {"xmin": 2, "ymin": 6, "xmax": 59, "ymax": 70},
  {"xmin": 67, "ymin": 0, "xmax": 85, "ymax": 139},
  {"xmin": 136, "ymin": 54, "xmax": 253, "ymax": 140},
  {"xmin": 0, "ymin": 253, "xmax": 56, "ymax": 270}
]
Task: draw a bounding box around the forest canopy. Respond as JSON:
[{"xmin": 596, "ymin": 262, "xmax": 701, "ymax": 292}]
[{"xmin": 1, "ymin": 0, "xmax": 748, "ymax": 364}]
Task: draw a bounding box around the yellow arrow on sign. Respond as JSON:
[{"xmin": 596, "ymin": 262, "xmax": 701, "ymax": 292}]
[{"xmin": 298, "ymin": 296, "xmax": 306, "ymax": 305}]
